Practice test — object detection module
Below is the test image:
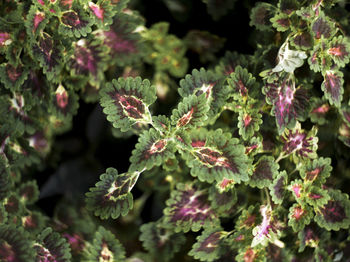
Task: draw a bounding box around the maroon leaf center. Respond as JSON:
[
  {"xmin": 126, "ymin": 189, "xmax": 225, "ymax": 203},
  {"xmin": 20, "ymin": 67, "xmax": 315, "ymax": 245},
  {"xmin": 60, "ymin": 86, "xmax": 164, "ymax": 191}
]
[
  {"xmin": 114, "ymin": 93, "xmax": 145, "ymax": 119},
  {"xmin": 33, "ymin": 13, "xmax": 45, "ymax": 33},
  {"xmin": 321, "ymin": 200, "xmax": 346, "ymax": 223},
  {"xmin": 6, "ymin": 65, "xmax": 22, "ymax": 83},
  {"xmin": 293, "ymin": 206, "xmax": 305, "ymax": 220},
  {"xmin": 0, "ymin": 242, "xmax": 15, "ymax": 261},
  {"xmin": 197, "ymin": 232, "xmax": 221, "ymax": 253},
  {"xmin": 62, "ymin": 11, "xmax": 85, "ymax": 28},
  {"xmin": 149, "ymin": 139, "xmax": 167, "ymax": 154},
  {"xmin": 177, "ymin": 107, "xmax": 194, "ymax": 127},
  {"xmin": 0, "ymin": 32, "xmax": 11, "ymax": 46},
  {"xmin": 306, "ymin": 166, "xmax": 324, "ymax": 181}
]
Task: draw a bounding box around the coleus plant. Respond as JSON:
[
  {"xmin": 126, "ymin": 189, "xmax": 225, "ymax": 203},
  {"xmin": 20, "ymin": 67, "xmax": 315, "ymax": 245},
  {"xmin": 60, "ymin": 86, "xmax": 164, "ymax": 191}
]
[{"xmin": 1, "ymin": 0, "xmax": 350, "ymax": 261}]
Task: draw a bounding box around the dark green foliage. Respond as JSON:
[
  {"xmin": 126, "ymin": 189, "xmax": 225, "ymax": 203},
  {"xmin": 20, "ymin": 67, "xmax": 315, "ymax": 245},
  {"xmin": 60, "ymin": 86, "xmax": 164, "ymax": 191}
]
[
  {"xmin": 100, "ymin": 77, "xmax": 157, "ymax": 132},
  {"xmin": 1, "ymin": 0, "xmax": 350, "ymax": 261},
  {"xmin": 183, "ymin": 129, "xmax": 251, "ymax": 184},
  {"xmin": 163, "ymin": 183, "xmax": 219, "ymax": 233},
  {"xmin": 189, "ymin": 227, "xmax": 228, "ymax": 261},
  {"xmin": 139, "ymin": 220, "xmax": 186, "ymax": 261},
  {"xmin": 0, "ymin": 225, "xmax": 36, "ymax": 262},
  {"xmin": 129, "ymin": 128, "xmax": 176, "ymax": 171},
  {"xmin": 82, "ymin": 226, "xmax": 125, "ymax": 262},
  {"xmin": 85, "ymin": 168, "xmax": 139, "ymax": 219},
  {"xmin": 34, "ymin": 227, "xmax": 72, "ymax": 262},
  {"xmin": 249, "ymin": 155, "xmax": 279, "ymax": 189},
  {"xmin": 314, "ymin": 190, "xmax": 350, "ymax": 231}
]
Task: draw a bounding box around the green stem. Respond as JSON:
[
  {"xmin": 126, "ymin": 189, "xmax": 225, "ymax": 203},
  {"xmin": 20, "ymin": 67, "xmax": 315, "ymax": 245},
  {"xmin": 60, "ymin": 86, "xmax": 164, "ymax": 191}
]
[
  {"xmin": 264, "ymin": 188, "xmax": 271, "ymax": 207},
  {"xmin": 275, "ymin": 152, "xmax": 287, "ymax": 163}
]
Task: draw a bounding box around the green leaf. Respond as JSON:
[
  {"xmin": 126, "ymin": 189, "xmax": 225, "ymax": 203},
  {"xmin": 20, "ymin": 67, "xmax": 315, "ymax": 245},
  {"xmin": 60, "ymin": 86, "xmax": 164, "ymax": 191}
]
[
  {"xmin": 281, "ymin": 123, "xmax": 318, "ymax": 159},
  {"xmin": 308, "ymin": 42, "xmax": 332, "ymax": 73},
  {"xmin": 0, "ymin": 203, "xmax": 7, "ymax": 224},
  {"xmin": 311, "ymin": 12, "xmax": 335, "ymax": 40},
  {"xmin": 269, "ymin": 171, "xmax": 288, "ymax": 204},
  {"xmin": 305, "ymin": 186, "xmax": 330, "ymax": 208},
  {"xmin": 270, "ymin": 12, "xmax": 290, "ymax": 32},
  {"xmin": 249, "ymin": 155, "xmax": 279, "ymax": 189},
  {"xmin": 238, "ymin": 108, "xmax": 263, "ymax": 141},
  {"xmin": 97, "ymin": 12, "xmax": 144, "ymax": 66},
  {"xmin": 321, "ymin": 69, "xmax": 344, "ymax": 107},
  {"xmin": 21, "ymin": 211, "xmax": 47, "ymax": 234},
  {"xmin": 87, "ymin": 0, "xmax": 116, "ymax": 30},
  {"xmin": 31, "ymin": 32, "xmax": 64, "ymax": 81},
  {"xmin": 171, "ymin": 94, "xmax": 209, "ymax": 129},
  {"xmin": 178, "ymin": 68, "xmax": 229, "ymax": 121},
  {"xmin": 250, "ymin": 2, "xmax": 275, "ymax": 31},
  {"xmin": 34, "ymin": 227, "xmax": 71, "ymax": 262},
  {"xmin": 263, "ymin": 74, "xmax": 310, "ymax": 134},
  {"xmin": 278, "ymin": 0, "xmax": 300, "ymax": 15},
  {"xmin": 288, "ymin": 179, "xmax": 304, "ymax": 201},
  {"xmin": 49, "ymin": 84, "xmax": 80, "ymax": 119},
  {"xmin": 58, "ymin": 6, "xmax": 93, "ymax": 38},
  {"xmin": 163, "ymin": 183, "xmax": 219, "ymax": 233},
  {"xmin": 235, "ymin": 205, "xmax": 259, "ymax": 231},
  {"xmin": 215, "ymin": 51, "xmax": 250, "ymax": 77},
  {"xmin": 0, "ymin": 157, "xmax": 11, "ymax": 202},
  {"xmin": 85, "ymin": 168, "xmax": 140, "ymax": 219},
  {"xmin": 25, "ymin": 5, "xmax": 50, "ymax": 39},
  {"xmin": 227, "ymin": 66, "xmax": 258, "ymax": 101},
  {"xmin": 314, "ymin": 189, "xmax": 350, "ymax": 231},
  {"xmin": 208, "ymin": 186, "xmax": 237, "ymax": 216},
  {"xmin": 100, "ymin": 77, "xmax": 156, "ymax": 132},
  {"xmin": 0, "ymin": 224, "xmax": 36, "ymax": 262},
  {"xmin": 4, "ymin": 192, "xmax": 23, "ymax": 217},
  {"xmin": 299, "ymin": 157, "xmax": 332, "ymax": 185},
  {"xmin": 309, "ymin": 98, "xmax": 331, "ymax": 125},
  {"xmin": 297, "ymin": 225, "xmax": 322, "ymax": 252},
  {"xmin": 235, "ymin": 246, "xmax": 267, "ymax": 262},
  {"xmin": 129, "ymin": 128, "xmax": 176, "ymax": 172},
  {"xmin": 151, "ymin": 115, "xmax": 172, "ymax": 134},
  {"xmin": 202, "ymin": 0, "xmax": 236, "ymax": 20},
  {"xmin": 288, "ymin": 203, "xmax": 313, "ymax": 232},
  {"xmin": 0, "ymin": 63, "xmax": 29, "ymax": 91},
  {"xmin": 188, "ymin": 227, "xmax": 228, "ymax": 261},
  {"xmin": 183, "ymin": 129, "xmax": 251, "ymax": 184},
  {"xmin": 82, "ymin": 226, "xmax": 125, "ymax": 262},
  {"xmin": 290, "ymin": 30, "xmax": 313, "ymax": 50},
  {"xmin": 139, "ymin": 221, "xmax": 185, "ymax": 261},
  {"xmin": 327, "ymin": 35, "xmax": 350, "ymax": 67},
  {"xmin": 17, "ymin": 180, "xmax": 39, "ymax": 205}
]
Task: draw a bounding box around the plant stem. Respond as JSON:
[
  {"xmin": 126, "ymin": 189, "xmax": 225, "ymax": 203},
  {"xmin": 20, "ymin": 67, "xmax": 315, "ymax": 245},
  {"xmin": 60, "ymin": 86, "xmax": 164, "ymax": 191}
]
[{"xmin": 264, "ymin": 188, "xmax": 271, "ymax": 207}]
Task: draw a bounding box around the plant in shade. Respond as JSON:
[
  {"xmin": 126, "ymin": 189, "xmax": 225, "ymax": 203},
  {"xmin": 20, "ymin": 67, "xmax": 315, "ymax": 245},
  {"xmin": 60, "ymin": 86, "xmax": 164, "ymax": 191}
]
[{"xmin": 1, "ymin": 0, "xmax": 350, "ymax": 261}]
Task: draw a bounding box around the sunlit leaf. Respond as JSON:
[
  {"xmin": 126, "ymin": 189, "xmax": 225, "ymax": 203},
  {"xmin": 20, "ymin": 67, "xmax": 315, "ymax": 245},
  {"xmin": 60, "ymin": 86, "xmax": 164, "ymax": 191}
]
[
  {"xmin": 183, "ymin": 129, "xmax": 251, "ymax": 184},
  {"xmin": 100, "ymin": 77, "xmax": 156, "ymax": 132},
  {"xmin": 129, "ymin": 128, "xmax": 176, "ymax": 172},
  {"xmin": 170, "ymin": 94, "xmax": 209, "ymax": 129}
]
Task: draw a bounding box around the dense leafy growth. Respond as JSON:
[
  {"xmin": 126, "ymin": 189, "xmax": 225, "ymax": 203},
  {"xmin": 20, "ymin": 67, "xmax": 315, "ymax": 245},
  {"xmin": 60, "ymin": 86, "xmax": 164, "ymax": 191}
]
[{"xmin": 1, "ymin": 0, "xmax": 350, "ymax": 261}]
